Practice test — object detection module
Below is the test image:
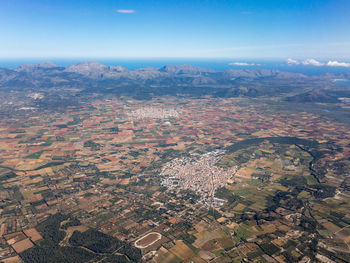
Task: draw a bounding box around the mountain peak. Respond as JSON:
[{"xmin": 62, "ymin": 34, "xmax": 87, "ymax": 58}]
[
  {"xmin": 15, "ymin": 62, "xmax": 58, "ymax": 72},
  {"xmin": 64, "ymin": 62, "xmax": 128, "ymax": 78},
  {"xmin": 159, "ymin": 64, "xmax": 215, "ymax": 74},
  {"xmin": 65, "ymin": 62, "xmax": 107, "ymax": 71}
]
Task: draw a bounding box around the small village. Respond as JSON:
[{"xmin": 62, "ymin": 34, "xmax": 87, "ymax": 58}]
[{"xmin": 160, "ymin": 150, "xmax": 237, "ymax": 206}]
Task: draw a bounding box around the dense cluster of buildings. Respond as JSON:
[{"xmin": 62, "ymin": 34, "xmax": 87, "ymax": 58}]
[{"xmin": 160, "ymin": 150, "xmax": 236, "ymax": 205}]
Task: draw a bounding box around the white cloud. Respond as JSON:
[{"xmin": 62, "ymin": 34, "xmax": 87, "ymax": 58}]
[
  {"xmin": 286, "ymin": 58, "xmax": 299, "ymax": 65},
  {"xmin": 229, "ymin": 62, "xmax": 257, "ymax": 66},
  {"xmin": 286, "ymin": 58, "xmax": 324, "ymax": 66},
  {"xmin": 286, "ymin": 58, "xmax": 350, "ymax": 67},
  {"xmin": 301, "ymin": 58, "xmax": 324, "ymax": 66},
  {"xmin": 326, "ymin": 61, "xmax": 350, "ymax": 67},
  {"xmin": 116, "ymin": 9, "xmax": 136, "ymax": 14}
]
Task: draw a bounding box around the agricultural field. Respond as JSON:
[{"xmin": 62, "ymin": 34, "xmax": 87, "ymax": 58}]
[{"xmin": 0, "ymin": 96, "xmax": 349, "ymax": 262}]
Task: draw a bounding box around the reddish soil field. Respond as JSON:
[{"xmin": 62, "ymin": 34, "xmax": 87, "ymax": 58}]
[
  {"xmin": 24, "ymin": 228, "xmax": 43, "ymax": 242},
  {"xmin": 12, "ymin": 238, "xmax": 34, "ymax": 253}
]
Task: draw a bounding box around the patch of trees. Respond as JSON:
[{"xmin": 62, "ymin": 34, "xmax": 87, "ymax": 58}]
[
  {"xmin": 179, "ymin": 232, "xmax": 196, "ymax": 244},
  {"xmin": 259, "ymin": 242, "xmax": 280, "ymax": 256},
  {"xmin": 69, "ymin": 229, "xmax": 118, "ymax": 253},
  {"xmin": 318, "ymin": 247, "xmax": 350, "ymax": 263},
  {"xmin": 156, "ymin": 143, "xmax": 178, "ymax": 147},
  {"xmin": 208, "ymin": 208, "xmax": 222, "ymax": 220},
  {"xmin": 61, "ymin": 218, "xmax": 81, "ymax": 229},
  {"xmin": 34, "ymin": 96, "xmax": 80, "ymax": 111},
  {"xmin": 234, "ymin": 153, "xmax": 251, "ymax": 164},
  {"xmin": 213, "ymin": 87, "xmax": 259, "ymax": 98},
  {"xmin": 84, "ymin": 140, "xmax": 101, "ymax": 150},
  {"xmin": 69, "ymin": 229, "xmax": 141, "ymax": 262},
  {"xmin": 154, "ymin": 148, "xmax": 182, "ymax": 161},
  {"xmin": 299, "ymin": 215, "xmax": 318, "ymax": 232},
  {"xmin": 330, "ymin": 211, "xmax": 350, "ymax": 225},
  {"xmin": 253, "ymin": 211, "xmax": 276, "ymax": 223},
  {"xmin": 311, "ymin": 184, "xmax": 336, "ymax": 199},
  {"xmin": 279, "ymin": 175, "xmax": 307, "ymax": 188},
  {"xmin": 281, "ymin": 251, "xmax": 300, "ymax": 263},
  {"xmin": 19, "ymin": 213, "xmax": 90, "ymax": 263},
  {"xmin": 0, "ymin": 171, "xmax": 17, "ymax": 182},
  {"xmin": 36, "ymin": 213, "xmax": 67, "ymax": 246},
  {"xmin": 252, "ymin": 172, "xmax": 270, "ymax": 183},
  {"xmin": 265, "ymin": 191, "xmax": 303, "ymax": 212},
  {"xmin": 226, "ymin": 137, "xmax": 319, "ymax": 154},
  {"xmin": 103, "ymin": 127, "xmax": 119, "ymax": 134},
  {"xmin": 297, "ymin": 236, "xmax": 318, "ymax": 261},
  {"xmin": 12, "ymin": 186, "xmax": 24, "ymax": 201},
  {"xmin": 247, "ymin": 250, "xmax": 264, "ymax": 261},
  {"xmin": 327, "ymin": 159, "xmax": 349, "ymax": 176},
  {"xmin": 20, "ymin": 213, "xmax": 142, "ymax": 262},
  {"xmin": 215, "ymin": 187, "xmax": 239, "ymax": 203},
  {"xmin": 101, "ymin": 255, "xmax": 130, "ymax": 263},
  {"xmin": 129, "ymin": 150, "xmax": 140, "ymax": 158},
  {"xmin": 179, "ymin": 189, "xmax": 200, "ymax": 204},
  {"xmin": 32, "ymin": 161, "xmax": 65, "ymax": 171},
  {"xmin": 20, "ymin": 246, "xmax": 94, "ymax": 263}
]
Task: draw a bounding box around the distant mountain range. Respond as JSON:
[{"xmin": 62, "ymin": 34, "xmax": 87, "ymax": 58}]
[{"xmin": 0, "ymin": 62, "xmax": 349, "ymax": 101}]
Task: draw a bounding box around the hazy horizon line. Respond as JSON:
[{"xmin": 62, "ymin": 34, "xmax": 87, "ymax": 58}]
[{"xmin": 1, "ymin": 57, "xmax": 350, "ymax": 61}]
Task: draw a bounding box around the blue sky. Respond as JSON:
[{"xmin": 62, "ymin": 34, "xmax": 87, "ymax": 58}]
[{"xmin": 1, "ymin": 0, "xmax": 350, "ymax": 59}]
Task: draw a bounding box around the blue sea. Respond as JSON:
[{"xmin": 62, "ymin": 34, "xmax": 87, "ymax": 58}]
[
  {"xmin": 1, "ymin": 58, "xmax": 350, "ymax": 76},
  {"xmin": 335, "ymin": 79, "xmax": 350, "ymax": 86}
]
